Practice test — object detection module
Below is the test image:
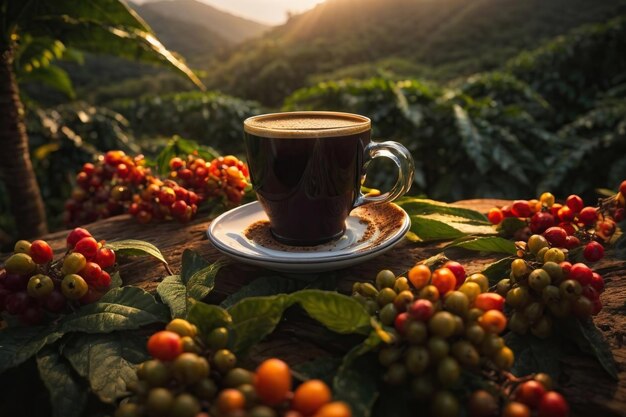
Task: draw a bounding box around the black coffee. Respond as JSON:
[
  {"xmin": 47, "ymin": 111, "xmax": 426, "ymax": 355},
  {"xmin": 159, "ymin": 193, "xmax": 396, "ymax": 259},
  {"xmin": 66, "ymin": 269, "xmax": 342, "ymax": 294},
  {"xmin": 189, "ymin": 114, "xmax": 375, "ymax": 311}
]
[{"xmin": 243, "ymin": 112, "xmax": 371, "ymax": 245}]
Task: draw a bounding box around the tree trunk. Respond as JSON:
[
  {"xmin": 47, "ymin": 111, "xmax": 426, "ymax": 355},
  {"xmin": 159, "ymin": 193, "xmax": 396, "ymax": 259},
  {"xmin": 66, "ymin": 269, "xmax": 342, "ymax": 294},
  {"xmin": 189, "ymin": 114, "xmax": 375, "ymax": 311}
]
[{"xmin": 0, "ymin": 43, "xmax": 48, "ymax": 238}]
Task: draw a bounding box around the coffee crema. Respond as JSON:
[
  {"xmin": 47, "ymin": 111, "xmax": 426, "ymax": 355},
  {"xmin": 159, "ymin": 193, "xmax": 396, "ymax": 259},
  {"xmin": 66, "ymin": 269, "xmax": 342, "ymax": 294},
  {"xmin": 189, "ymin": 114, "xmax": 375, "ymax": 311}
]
[{"xmin": 244, "ymin": 111, "xmax": 370, "ymax": 138}]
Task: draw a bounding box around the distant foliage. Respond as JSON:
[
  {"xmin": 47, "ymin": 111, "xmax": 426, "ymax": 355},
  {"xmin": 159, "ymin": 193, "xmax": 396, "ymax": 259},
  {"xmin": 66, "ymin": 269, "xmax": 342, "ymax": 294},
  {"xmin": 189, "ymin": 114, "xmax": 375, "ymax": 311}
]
[
  {"xmin": 541, "ymin": 100, "xmax": 626, "ymax": 195},
  {"xmin": 285, "ymin": 77, "xmax": 555, "ymax": 200},
  {"xmin": 507, "ymin": 15, "xmax": 626, "ymax": 126},
  {"xmin": 111, "ymin": 92, "xmax": 262, "ymax": 154},
  {"xmin": 206, "ymin": 0, "xmax": 626, "ymax": 105}
]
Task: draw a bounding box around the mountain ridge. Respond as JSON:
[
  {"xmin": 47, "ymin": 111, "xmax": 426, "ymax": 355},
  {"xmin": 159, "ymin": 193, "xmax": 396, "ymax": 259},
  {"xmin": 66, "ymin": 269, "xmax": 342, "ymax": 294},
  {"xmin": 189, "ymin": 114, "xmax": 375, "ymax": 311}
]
[
  {"xmin": 204, "ymin": 0, "xmax": 626, "ymax": 105},
  {"xmin": 138, "ymin": 0, "xmax": 270, "ymax": 43}
]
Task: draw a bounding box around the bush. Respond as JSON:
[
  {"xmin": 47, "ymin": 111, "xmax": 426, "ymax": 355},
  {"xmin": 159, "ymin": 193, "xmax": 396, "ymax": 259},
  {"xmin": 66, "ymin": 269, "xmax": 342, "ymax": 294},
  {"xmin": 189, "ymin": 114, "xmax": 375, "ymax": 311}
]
[{"xmin": 111, "ymin": 91, "xmax": 263, "ymax": 154}]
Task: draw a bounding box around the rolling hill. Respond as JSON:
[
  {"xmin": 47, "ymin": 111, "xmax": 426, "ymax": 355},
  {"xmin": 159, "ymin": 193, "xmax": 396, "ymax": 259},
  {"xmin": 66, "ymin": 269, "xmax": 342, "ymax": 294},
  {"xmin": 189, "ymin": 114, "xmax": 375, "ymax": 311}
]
[
  {"xmin": 137, "ymin": 0, "xmax": 270, "ymax": 44},
  {"xmin": 204, "ymin": 0, "xmax": 626, "ymax": 105}
]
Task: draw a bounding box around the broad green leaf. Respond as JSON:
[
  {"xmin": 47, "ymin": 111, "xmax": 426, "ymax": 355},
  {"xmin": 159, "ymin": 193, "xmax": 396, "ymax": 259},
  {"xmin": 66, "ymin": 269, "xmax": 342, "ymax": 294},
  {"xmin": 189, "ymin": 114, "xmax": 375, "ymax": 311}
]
[
  {"xmin": 187, "ymin": 260, "xmax": 226, "ymax": 301},
  {"xmin": 409, "ymin": 215, "xmax": 466, "ymax": 241},
  {"xmin": 28, "ymin": 16, "xmax": 204, "ymax": 89},
  {"xmin": 157, "ymin": 257, "xmax": 226, "ymax": 319},
  {"xmin": 105, "ymin": 239, "xmax": 167, "ymax": 265},
  {"xmin": 333, "ymin": 350, "xmax": 380, "ymax": 417},
  {"xmin": 220, "ymin": 275, "xmax": 337, "ymax": 309},
  {"xmin": 63, "ymin": 332, "xmax": 147, "ymax": 403},
  {"xmin": 155, "ymin": 142, "xmax": 177, "ymax": 176},
  {"xmin": 397, "ymin": 198, "xmax": 488, "ymax": 222},
  {"xmin": 17, "ymin": 0, "xmax": 152, "ymax": 32},
  {"xmin": 228, "ymin": 295, "xmax": 291, "ymax": 354},
  {"xmin": 291, "ymin": 290, "xmax": 371, "ymax": 335},
  {"xmin": 181, "ymin": 249, "xmax": 210, "ymax": 284},
  {"xmin": 59, "ymin": 287, "xmax": 169, "ymax": 333},
  {"xmin": 0, "ymin": 325, "xmax": 63, "ymax": 373},
  {"xmin": 446, "ymin": 236, "xmax": 517, "ymax": 255},
  {"xmin": 418, "ymin": 213, "xmax": 496, "ymax": 232},
  {"xmin": 157, "ymin": 275, "xmax": 187, "ymax": 319},
  {"xmin": 19, "ymin": 64, "xmax": 75, "ymax": 98},
  {"xmin": 187, "ymin": 301, "xmax": 232, "ymax": 338},
  {"xmin": 505, "ymin": 332, "xmax": 564, "ymax": 379},
  {"xmin": 37, "ymin": 347, "xmax": 88, "ymax": 417},
  {"xmin": 481, "ymin": 256, "xmax": 514, "ymax": 285},
  {"xmin": 559, "ymin": 318, "xmax": 619, "ymax": 380}
]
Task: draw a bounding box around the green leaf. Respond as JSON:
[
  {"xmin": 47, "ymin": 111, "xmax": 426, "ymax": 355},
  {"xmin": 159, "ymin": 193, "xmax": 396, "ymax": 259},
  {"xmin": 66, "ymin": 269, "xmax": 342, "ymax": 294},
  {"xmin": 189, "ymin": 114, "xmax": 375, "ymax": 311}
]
[
  {"xmin": 397, "ymin": 198, "xmax": 488, "ymax": 222},
  {"xmin": 59, "ymin": 287, "xmax": 169, "ymax": 333},
  {"xmin": 481, "ymin": 257, "xmax": 513, "ymax": 285},
  {"xmin": 187, "ymin": 260, "xmax": 226, "ymax": 301},
  {"xmin": 409, "ymin": 215, "xmax": 467, "ymax": 242},
  {"xmin": 157, "ymin": 255, "xmax": 226, "ymax": 319},
  {"xmin": 228, "ymin": 295, "xmax": 291, "ymax": 354},
  {"xmin": 181, "ymin": 249, "xmax": 210, "ymax": 284},
  {"xmin": 505, "ymin": 332, "xmax": 564, "ymax": 379},
  {"xmin": 155, "ymin": 142, "xmax": 177, "ymax": 176},
  {"xmin": 37, "ymin": 347, "xmax": 88, "ymax": 417},
  {"xmin": 17, "ymin": 0, "xmax": 152, "ymax": 32},
  {"xmin": 333, "ymin": 351, "xmax": 380, "ymax": 417},
  {"xmin": 408, "ymin": 212, "xmax": 497, "ymax": 242},
  {"xmin": 105, "ymin": 239, "xmax": 168, "ymax": 265},
  {"xmin": 187, "ymin": 301, "xmax": 232, "ymax": 338},
  {"xmin": 220, "ymin": 275, "xmax": 337, "ymax": 309},
  {"xmin": 0, "ymin": 325, "xmax": 64, "ymax": 373},
  {"xmin": 62, "ymin": 332, "xmax": 148, "ymax": 403},
  {"xmin": 446, "ymin": 236, "xmax": 517, "ymax": 255},
  {"xmin": 20, "ymin": 64, "xmax": 75, "ymax": 98},
  {"xmin": 560, "ymin": 318, "xmax": 619, "ymax": 380},
  {"xmin": 157, "ymin": 275, "xmax": 187, "ymax": 319},
  {"xmin": 28, "ymin": 16, "xmax": 204, "ymax": 89},
  {"xmin": 291, "ymin": 290, "xmax": 371, "ymax": 335}
]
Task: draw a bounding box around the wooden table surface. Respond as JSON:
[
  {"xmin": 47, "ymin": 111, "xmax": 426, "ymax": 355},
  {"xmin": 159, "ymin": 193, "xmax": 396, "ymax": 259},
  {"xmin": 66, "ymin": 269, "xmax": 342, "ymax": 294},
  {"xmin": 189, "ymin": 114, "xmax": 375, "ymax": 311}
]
[{"xmin": 33, "ymin": 200, "xmax": 626, "ymax": 417}]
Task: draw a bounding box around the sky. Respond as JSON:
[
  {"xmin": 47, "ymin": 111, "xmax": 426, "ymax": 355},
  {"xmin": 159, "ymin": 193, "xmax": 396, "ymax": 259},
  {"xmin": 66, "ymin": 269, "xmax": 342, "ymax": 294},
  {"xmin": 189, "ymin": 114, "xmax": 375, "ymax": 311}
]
[{"xmin": 199, "ymin": 0, "xmax": 324, "ymax": 25}]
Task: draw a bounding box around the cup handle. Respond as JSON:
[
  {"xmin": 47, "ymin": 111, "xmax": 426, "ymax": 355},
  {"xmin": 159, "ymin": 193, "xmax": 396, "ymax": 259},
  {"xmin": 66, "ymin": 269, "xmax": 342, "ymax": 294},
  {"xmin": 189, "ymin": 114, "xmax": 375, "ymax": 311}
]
[{"xmin": 354, "ymin": 140, "xmax": 415, "ymax": 207}]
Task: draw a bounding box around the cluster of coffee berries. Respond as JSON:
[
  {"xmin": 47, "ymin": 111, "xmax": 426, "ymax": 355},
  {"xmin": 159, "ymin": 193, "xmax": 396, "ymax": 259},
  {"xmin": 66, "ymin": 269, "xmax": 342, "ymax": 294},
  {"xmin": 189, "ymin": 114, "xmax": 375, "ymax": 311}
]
[
  {"xmin": 168, "ymin": 155, "xmax": 250, "ymax": 206},
  {"xmin": 65, "ymin": 151, "xmax": 151, "ymax": 225},
  {"xmin": 496, "ymin": 236, "xmax": 605, "ymax": 338},
  {"xmin": 468, "ymin": 373, "xmax": 569, "ymax": 417},
  {"xmin": 0, "ymin": 228, "xmax": 115, "ymax": 325},
  {"xmin": 128, "ymin": 179, "xmax": 200, "ymax": 224},
  {"xmin": 352, "ymin": 262, "xmax": 512, "ymax": 417},
  {"xmin": 65, "ymin": 150, "xmax": 250, "ymax": 226},
  {"xmin": 116, "ymin": 318, "xmax": 350, "ymax": 417},
  {"xmin": 489, "ymin": 182, "xmax": 626, "ymax": 255}
]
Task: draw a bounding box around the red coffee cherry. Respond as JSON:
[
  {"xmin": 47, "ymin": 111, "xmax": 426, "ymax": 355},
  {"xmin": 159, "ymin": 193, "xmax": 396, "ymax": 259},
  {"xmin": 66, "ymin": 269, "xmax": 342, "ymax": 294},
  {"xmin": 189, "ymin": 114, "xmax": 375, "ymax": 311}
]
[
  {"xmin": 147, "ymin": 331, "xmax": 183, "ymax": 361},
  {"xmin": 74, "ymin": 237, "xmax": 99, "ymax": 259},
  {"xmin": 67, "ymin": 228, "xmax": 92, "ymax": 248},
  {"xmin": 30, "ymin": 240, "xmax": 54, "ymax": 264},
  {"xmin": 565, "ymin": 195, "xmax": 583, "ymax": 213},
  {"xmin": 583, "ymin": 241, "xmax": 604, "ymax": 262},
  {"xmin": 538, "ymin": 391, "xmax": 569, "ymax": 417}
]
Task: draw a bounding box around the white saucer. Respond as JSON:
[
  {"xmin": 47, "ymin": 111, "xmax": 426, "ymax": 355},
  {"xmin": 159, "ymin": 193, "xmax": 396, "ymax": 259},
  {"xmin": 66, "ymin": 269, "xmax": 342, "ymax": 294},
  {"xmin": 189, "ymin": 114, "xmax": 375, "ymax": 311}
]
[{"xmin": 207, "ymin": 201, "xmax": 410, "ymax": 273}]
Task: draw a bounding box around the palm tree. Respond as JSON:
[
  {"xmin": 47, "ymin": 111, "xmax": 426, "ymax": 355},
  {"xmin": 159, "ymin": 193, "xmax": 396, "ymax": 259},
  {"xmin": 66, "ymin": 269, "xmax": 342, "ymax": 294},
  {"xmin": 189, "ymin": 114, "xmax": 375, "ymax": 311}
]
[{"xmin": 0, "ymin": 0, "xmax": 203, "ymax": 238}]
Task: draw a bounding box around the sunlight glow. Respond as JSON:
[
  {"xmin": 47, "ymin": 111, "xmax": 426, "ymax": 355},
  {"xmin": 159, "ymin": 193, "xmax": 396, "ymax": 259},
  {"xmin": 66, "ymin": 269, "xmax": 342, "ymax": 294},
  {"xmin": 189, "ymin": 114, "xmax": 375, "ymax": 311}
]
[{"xmin": 199, "ymin": 0, "xmax": 326, "ymax": 25}]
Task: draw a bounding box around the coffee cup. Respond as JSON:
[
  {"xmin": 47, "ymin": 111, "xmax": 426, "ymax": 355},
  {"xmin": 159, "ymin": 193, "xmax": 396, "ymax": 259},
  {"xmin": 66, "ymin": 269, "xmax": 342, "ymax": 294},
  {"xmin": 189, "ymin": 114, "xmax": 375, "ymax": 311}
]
[{"xmin": 243, "ymin": 111, "xmax": 414, "ymax": 246}]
